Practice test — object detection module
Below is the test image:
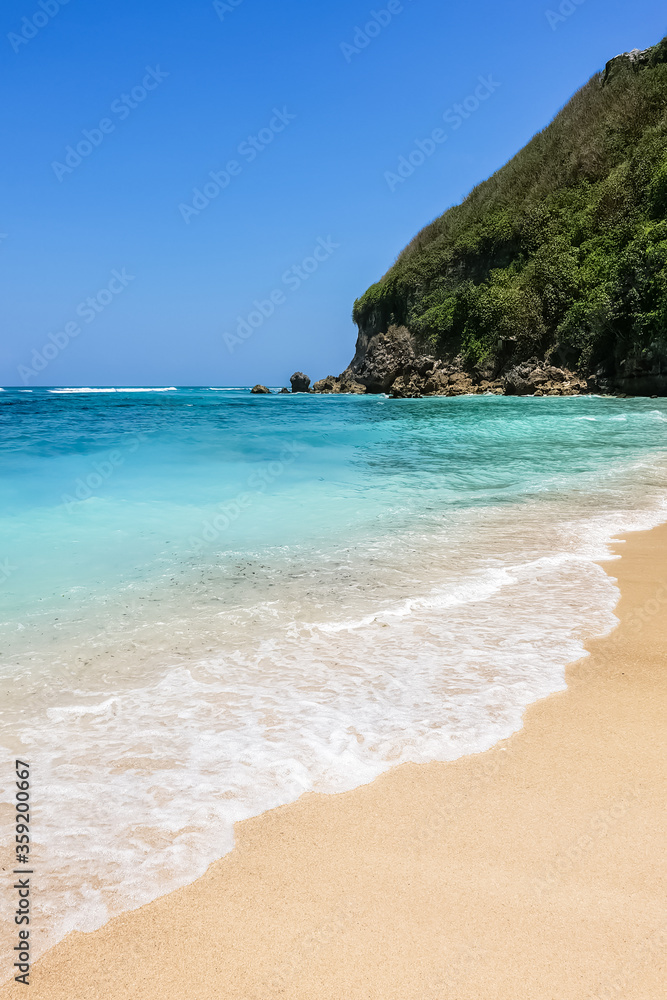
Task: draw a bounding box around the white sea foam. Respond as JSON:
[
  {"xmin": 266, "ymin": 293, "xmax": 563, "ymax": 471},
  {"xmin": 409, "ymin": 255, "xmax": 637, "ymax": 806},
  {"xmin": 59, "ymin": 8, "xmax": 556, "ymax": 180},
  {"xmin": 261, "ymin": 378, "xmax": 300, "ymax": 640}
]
[
  {"xmin": 1, "ymin": 491, "xmax": 666, "ymax": 966},
  {"xmin": 48, "ymin": 387, "xmax": 178, "ymax": 393},
  {"xmin": 1, "ymin": 393, "xmax": 666, "ymax": 969}
]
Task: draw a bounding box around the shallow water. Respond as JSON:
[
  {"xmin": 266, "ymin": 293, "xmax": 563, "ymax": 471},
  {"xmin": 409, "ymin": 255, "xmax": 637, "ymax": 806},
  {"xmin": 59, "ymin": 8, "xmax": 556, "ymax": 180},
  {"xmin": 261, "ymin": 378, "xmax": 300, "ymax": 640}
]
[{"xmin": 0, "ymin": 387, "xmax": 666, "ymax": 963}]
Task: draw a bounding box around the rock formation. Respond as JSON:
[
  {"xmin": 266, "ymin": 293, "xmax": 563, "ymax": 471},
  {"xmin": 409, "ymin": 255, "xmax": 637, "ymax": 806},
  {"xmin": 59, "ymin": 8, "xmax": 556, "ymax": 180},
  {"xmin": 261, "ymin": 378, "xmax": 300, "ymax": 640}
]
[
  {"xmin": 290, "ymin": 372, "xmax": 311, "ymax": 393},
  {"xmin": 310, "ymin": 326, "xmax": 602, "ymax": 399},
  {"xmin": 308, "ymin": 37, "xmax": 667, "ymax": 400}
]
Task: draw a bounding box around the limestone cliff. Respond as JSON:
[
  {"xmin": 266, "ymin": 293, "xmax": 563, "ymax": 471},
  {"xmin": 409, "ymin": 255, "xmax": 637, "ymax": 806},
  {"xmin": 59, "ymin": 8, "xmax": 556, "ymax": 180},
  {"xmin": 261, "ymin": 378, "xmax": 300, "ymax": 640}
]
[{"xmin": 316, "ymin": 37, "xmax": 667, "ymax": 398}]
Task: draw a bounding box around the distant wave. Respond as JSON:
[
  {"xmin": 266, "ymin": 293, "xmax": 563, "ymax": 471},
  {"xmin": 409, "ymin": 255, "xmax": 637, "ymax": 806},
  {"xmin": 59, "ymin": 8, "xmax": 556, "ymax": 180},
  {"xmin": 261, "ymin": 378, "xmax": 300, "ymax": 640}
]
[{"xmin": 48, "ymin": 387, "xmax": 178, "ymax": 394}]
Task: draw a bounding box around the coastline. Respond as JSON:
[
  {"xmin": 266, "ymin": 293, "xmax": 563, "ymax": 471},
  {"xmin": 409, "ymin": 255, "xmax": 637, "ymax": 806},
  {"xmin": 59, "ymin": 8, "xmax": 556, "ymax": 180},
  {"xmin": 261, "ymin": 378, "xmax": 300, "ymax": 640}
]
[{"xmin": 3, "ymin": 522, "xmax": 667, "ymax": 998}]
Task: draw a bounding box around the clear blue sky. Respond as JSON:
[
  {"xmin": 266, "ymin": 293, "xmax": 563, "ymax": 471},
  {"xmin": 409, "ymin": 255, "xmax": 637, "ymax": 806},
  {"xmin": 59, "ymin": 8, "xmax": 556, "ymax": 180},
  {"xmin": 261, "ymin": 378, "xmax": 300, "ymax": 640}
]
[{"xmin": 0, "ymin": 0, "xmax": 664, "ymax": 387}]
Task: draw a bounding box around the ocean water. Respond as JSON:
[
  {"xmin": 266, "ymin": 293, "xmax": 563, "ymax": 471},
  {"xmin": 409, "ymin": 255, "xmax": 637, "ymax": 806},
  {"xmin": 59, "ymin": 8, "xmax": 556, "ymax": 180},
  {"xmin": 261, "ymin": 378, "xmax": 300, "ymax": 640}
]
[{"xmin": 1, "ymin": 386, "xmax": 666, "ymax": 963}]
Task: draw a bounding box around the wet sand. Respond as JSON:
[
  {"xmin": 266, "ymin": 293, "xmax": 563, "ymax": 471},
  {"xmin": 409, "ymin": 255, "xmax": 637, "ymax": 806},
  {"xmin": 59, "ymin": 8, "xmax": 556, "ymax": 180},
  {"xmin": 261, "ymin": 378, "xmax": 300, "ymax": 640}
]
[{"xmin": 2, "ymin": 524, "xmax": 666, "ymax": 999}]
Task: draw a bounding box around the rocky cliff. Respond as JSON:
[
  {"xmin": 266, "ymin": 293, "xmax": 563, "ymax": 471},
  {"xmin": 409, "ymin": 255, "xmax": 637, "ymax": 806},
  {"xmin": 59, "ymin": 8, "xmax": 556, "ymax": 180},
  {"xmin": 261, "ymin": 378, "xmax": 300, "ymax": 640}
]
[{"xmin": 315, "ymin": 37, "xmax": 667, "ymax": 398}]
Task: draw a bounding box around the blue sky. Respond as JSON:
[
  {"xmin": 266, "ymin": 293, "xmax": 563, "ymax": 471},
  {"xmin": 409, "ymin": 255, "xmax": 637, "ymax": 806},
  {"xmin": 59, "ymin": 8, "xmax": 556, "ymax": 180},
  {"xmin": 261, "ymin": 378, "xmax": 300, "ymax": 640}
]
[{"xmin": 0, "ymin": 0, "xmax": 664, "ymax": 387}]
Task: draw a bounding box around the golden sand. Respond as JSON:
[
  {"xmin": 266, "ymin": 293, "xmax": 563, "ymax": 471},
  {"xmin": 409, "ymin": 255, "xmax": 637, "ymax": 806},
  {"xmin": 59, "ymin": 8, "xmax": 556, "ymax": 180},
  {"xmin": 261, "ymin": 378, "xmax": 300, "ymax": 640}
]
[{"xmin": 3, "ymin": 524, "xmax": 666, "ymax": 999}]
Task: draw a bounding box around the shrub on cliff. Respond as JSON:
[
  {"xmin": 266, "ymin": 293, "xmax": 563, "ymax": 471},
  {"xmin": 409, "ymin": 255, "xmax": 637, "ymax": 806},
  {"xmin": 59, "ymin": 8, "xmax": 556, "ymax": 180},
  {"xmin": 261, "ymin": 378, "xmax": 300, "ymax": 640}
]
[{"xmin": 353, "ymin": 38, "xmax": 667, "ymax": 378}]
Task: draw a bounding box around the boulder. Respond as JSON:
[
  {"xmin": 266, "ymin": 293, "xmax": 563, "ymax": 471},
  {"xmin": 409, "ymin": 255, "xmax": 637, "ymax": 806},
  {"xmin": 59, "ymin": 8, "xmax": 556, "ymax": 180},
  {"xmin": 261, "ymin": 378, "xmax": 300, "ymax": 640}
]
[
  {"xmin": 339, "ymin": 380, "xmax": 366, "ymax": 394},
  {"xmin": 290, "ymin": 372, "xmax": 311, "ymax": 393},
  {"xmin": 503, "ymin": 364, "xmax": 545, "ymax": 396},
  {"xmin": 390, "ymin": 375, "xmax": 422, "ymax": 398},
  {"xmin": 251, "ymin": 384, "xmax": 271, "ymax": 394},
  {"xmin": 344, "ymin": 325, "xmax": 417, "ymax": 393},
  {"xmin": 476, "ymin": 379, "xmax": 504, "ymax": 393},
  {"xmin": 444, "ymin": 372, "xmax": 475, "ymax": 396},
  {"xmin": 312, "ymin": 375, "xmax": 366, "ymax": 394},
  {"xmin": 502, "ymin": 362, "xmax": 589, "ymax": 397},
  {"xmin": 313, "ymin": 376, "xmax": 341, "ymax": 393}
]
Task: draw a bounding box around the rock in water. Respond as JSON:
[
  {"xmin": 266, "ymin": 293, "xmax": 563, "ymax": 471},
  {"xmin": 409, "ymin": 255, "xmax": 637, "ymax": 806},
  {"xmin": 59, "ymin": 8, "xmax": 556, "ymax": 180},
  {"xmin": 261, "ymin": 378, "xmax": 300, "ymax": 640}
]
[
  {"xmin": 290, "ymin": 372, "xmax": 311, "ymax": 393},
  {"xmin": 251, "ymin": 385, "xmax": 271, "ymax": 394},
  {"xmin": 279, "ymin": 387, "xmax": 290, "ymax": 394},
  {"xmin": 312, "ymin": 375, "xmax": 366, "ymax": 394}
]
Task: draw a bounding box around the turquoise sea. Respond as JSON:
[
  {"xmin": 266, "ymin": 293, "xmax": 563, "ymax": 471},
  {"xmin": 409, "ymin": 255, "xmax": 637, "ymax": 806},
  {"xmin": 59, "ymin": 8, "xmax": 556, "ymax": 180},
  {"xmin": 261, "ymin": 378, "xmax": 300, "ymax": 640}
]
[{"xmin": 1, "ymin": 386, "xmax": 666, "ymax": 960}]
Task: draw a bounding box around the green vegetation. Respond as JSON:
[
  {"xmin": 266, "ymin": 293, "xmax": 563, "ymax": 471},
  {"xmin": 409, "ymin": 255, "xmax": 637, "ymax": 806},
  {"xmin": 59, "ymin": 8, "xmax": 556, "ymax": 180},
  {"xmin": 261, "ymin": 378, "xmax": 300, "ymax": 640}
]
[{"xmin": 353, "ymin": 39, "xmax": 667, "ymax": 378}]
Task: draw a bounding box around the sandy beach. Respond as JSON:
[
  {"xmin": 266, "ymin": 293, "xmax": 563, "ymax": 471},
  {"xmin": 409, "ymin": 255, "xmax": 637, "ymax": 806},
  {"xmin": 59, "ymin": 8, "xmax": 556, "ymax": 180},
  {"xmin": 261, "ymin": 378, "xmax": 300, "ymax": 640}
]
[{"xmin": 3, "ymin": 522, "xmax": 666, "ymax": 999}]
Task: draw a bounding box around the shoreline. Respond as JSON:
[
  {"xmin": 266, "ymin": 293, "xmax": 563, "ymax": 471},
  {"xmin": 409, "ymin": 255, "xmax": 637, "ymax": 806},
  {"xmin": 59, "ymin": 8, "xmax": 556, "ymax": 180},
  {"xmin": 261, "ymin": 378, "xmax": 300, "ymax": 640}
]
[{"xmin": 3, "ymin": 522, "xmax": 667, "ymax": 998}]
